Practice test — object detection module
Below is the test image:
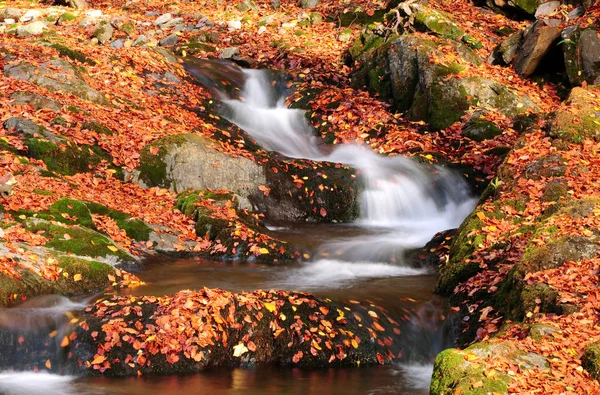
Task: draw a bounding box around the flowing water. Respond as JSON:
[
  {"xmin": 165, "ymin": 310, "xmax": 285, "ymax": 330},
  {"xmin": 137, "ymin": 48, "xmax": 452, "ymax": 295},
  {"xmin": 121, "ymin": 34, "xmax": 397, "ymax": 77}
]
[{"xmin": 0, "ymin": 61, "xmax": 477, "ymax": 394}]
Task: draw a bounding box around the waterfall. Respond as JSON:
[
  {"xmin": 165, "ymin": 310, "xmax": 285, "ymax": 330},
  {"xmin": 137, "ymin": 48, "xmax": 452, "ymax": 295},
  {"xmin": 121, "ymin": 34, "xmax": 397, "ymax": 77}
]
[{"xmin": 222, "ymin": 70, "xmax": 475, "ymax": 272}]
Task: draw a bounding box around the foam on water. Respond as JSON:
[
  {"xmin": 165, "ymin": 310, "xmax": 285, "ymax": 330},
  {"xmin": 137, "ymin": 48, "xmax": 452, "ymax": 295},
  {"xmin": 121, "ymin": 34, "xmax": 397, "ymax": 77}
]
[
  {"xmin": 222, "ymin": 69, "xmax": 476, "ymax": 270},
  {"xmin": 0, "ymin": 372, "xmax": 79, "ymax": 395}
]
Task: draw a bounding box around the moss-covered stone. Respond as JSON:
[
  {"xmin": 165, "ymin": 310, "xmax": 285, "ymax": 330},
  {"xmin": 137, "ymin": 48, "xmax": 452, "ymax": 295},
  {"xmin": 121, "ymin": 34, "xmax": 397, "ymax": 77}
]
[
  {"xmin": 23, "ymin": 218, "xmax": 132, "ymax": 262},
  {"xmin": 549, "ymin": 85, "xmax": 600, "ymax": 142},
  {"xmin": 430, "ymin": 348, "xmax": 511, "ymax": 395},
  {"xmin": 81, "ymin": 120, "xmax": 115, "ymax": 135},
  {"xmin": 583, "ymin": 343, "xmax": 600, "ymax": 381},
  {"xmin": 462, "ymin": 117, "xmax": 503, "ymax": 142},
  {"xmin": 50, "ymin": 43, "xmax": 96, "ymax": 66},
  {"xmin": 528, "ymin": 323, "xmax": 558, "ymax": 341}
]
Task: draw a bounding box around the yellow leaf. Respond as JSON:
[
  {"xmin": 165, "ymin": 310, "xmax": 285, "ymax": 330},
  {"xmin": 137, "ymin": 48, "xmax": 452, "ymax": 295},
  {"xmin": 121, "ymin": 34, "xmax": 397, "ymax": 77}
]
[
  {"xmin": 73, "ymin": 273, "xmax": 82, "ymax": 282},
  {"xmin": 476, "ymin": 212, "xmax": 486, "ymax": 221},
  {"xmin": 107, "ymin": 245, "xmax": 119, "ymax": 252},
  {"xmin": 45, "ymin": 360, "xmax": 52, "ymax": 369},
  {"xmin": 233, "ymin": 342, "xmax": 249, "ymax": 357},
  {"xmin": 61, "ymin": 336, "xmax": 70, "ymax": 347},
  {"xmin": 91, "ymin": 355, "xmax": 106, "ymax": 365},
  {"xmin": 259, "ymin": 247, "xmax": 269, "ymax": 254},
  {"xmin": 264, "ymin": 302, "xmax": 277, "ymax": 313}
]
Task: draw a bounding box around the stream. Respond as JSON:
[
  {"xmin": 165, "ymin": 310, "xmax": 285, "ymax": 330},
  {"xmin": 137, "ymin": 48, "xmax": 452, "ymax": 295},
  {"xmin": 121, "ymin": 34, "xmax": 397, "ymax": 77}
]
[{"xmin": 0, "ymin": 61, "xmax": 477, "ymax": 394}]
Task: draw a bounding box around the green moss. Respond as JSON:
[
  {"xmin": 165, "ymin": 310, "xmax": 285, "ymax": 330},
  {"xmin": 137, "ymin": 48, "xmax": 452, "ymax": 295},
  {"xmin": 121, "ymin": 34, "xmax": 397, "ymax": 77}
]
[
  {"xmin": 59, "ymin": 12, "xmax": 77, "ymax": 22},
  {"xmin": 24, "ymin": 137, "xmax": 112, "ymax": 176},
  {"xmin": 138, "ymin": 134, "xmax": 192, "ymax": 188},
  {"xmin": 25, "ymin": 219, "xmax": 131, "ymax": 261},
  {"xmin": 32, "ymin": 188, "xmax": 54, "ymax": 196},
  {"xmin": 336, "ymin": 10, "xmax": 386, "ymax": 27},
  {"xmin": 583, "ymin": 343, "xmax": 600, "ymax": 381},
  {"xmin": 430, "ymin": 348, "xmax": 510, "ymax": 395},
  {"xmin": 50, "ymin": 43, "xmax": 96, "ymax": 66},
  {"xmin": 413, "ymin": 9, "xmax": 465, "ymax": 41}
]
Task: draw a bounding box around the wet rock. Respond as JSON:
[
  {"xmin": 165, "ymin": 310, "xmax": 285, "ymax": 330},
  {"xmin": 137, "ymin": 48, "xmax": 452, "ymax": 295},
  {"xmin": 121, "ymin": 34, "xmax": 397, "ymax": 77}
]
[
  {"xmin": 4, "ymin": 59, "xmax": 109, "ymax": 105},
  {"xmin": 10, "ymin": 91, "xmax": 62, "ymax": 112},
  {"xmin": 159, "ymin": 33, "xmax": 178, "ymax": 47},
  {"xmin": 513, "ymin": 20, "xmax": 562, "ymax": 77},
  {"xmin": 135, "ymin": 134, "xmax": 359, "ymax": 223},
  {"xmin": 73, "ymin": 288, "xmax": 400, "ymax": 376},
  {"xmin": 16, "ymin": 21, "xmax": 48, "ymax": 37}
]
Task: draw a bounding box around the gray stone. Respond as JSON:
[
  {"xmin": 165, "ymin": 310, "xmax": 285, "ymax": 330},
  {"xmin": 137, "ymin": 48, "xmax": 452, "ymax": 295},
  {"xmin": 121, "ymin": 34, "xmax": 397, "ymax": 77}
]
[
  {"xmin": 534, "ymin": 1, "xmax": 560, "ymax": 18},
  {"xmin": 110, "ymin": 39, "xmax": 124, "ymax": 48},
  {"xmin": 219, "ymin": 47, "xmax": 240, "ymax": 59},
  {"xmin": 514, "ymin": 20, "xmax": 562, "ymax": 77},
  {"xmin": 462, "ymin": 116, "xmax": 503, "ymax": 142},
  {"xmin": 4, "ymin": 59, "xmax": 109, "ymax": 105},
  {"xmin": 133, "ymin": 34, "xmax": 148, "ymax": 46},
  {"xmin": 11, "ymin": 91, "xmax": 62, "ymax": 112},
  {"xmin": 158, "ymin": 33, "xmax": 178, "ymax": 47},
  {"xmin": 16, "ymin": 21, "xmax": 48, "ymax": 37},
  {"xmin": 19, "ymin": 9, "xmax": 41, "ymax": 23},
  {"xmin": 3, "ymin": 8, "xmax": 23, "ymax": 21},
  {"xmin": 498, "ymin": 30, "xmax": 523, "ymax": 64},
  {"xmin": 66, "ymin": 0, "xmax": 88, "ymax": 9},
  {"xmin": 580, "ymin": 29, "xmax": 600, "ymax": 84},
  {"xmin": 227, "ymin": 20, "xmax": 242, "ymax": 30},
  {"xmin": 237, "ymin": 0, "xmax": 258, "ymax": 12},
  {"xmin": 567, "ymin": 7, "xmax": 584, "ymax": 20},
  {"xmin": 93, "ymin": 21, "xmax": 114, "ymax": 43},
  {"xmin": 160, "ymin": 17, "xmax": 184, "ymax": 29},
  {"xmin": 299, "ymin": 0, "xmax": 319, "ymax": 9},
  {"xmin": 153, "ymin": 13, "xmax": 172, "ymax": 26},
  {"xmin": 4, "ymin": 117, "xmax": 63, "ymax": 143}
]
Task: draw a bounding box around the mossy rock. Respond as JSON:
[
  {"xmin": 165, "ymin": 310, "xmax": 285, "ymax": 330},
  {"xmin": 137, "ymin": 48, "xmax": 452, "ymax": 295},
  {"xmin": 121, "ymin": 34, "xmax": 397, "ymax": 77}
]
[
  {"xmin": 583, "ymin": 343, "xmax": 600, "ymax": 381},
  {"xmin": 436, "ymin": 211, "xmax": 485, "ymax": 294},
  {"xmin": 528, "ymin": 323, "xmax": 558, "ymax": 341},
  {"xmin": 0, "ymin": 253, "xmax": 114, "ymax": 307},
  {"xmin": 462, "ymin": 117, "xmax": 503, "ymax": 142},
  {"xmin": 23, "ymin": 218, "xmax": 133, "ymax": 262},
  {"xmin": 523, "ymin": 154, "xmax": 567, "ymax": 180},
  {"xmin": 549, "ymin": 85, "xmax": 600, "ymax": 142},
  {"xmin": 430, "ymin": 348, "xmax": 511, "ymax": 395},
  {"xmin": 413, "ymin": 8, "xmax": 465, "ymax": 41},
  {"xmin": 50, "ymin": 43, "xmax": 96, "ymax": 66},
  {"xmin": 520, "ymin": 235, "xmax": 597, "ymax": 274},
  {"xmin": 540, "ymin": 178, "xmax": 569, "ymax": 202},
  {"xmin": 81, "ymin": 120, "xmax": 115, "ymax": 135}
]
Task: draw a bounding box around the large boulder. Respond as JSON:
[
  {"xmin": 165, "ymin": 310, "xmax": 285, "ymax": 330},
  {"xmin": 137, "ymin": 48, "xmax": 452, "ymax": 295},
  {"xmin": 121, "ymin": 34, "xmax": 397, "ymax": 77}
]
[
  {"xmin": 135, "ymin": 134, "xmax": 360, "ymax": 223},
  {"xmin": 513, "ymin": 20, "xmax": 562, "ymax": 77},
  {"xmin": 352, "ymin": 35, "xmax": 538, "ymax": 129},
  {"xmin": 70, "ymin": 288, "xmax": 402, "ymax": 375},
  {"xmin": 562, "ymin": 25, "xmax": 600, "ymax": 86},
  {"xmin": 4, "ymin": 59, "xmax": 108, "ymax": 105}
]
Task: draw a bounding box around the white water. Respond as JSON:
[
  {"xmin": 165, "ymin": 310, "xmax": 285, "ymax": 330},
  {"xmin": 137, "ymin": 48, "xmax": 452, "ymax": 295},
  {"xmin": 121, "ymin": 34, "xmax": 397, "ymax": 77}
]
[
  {"xmin": 223, "ymin": 69, "xmax": 475, "ymax": 281},
  {"xmin": 0, "ymin": 372, "xmax": 79, "ymax": 395}
]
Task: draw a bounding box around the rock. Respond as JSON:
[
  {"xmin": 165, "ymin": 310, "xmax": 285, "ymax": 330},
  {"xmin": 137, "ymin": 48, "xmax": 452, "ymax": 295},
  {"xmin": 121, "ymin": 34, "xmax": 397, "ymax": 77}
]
[
  {"xmin": 124, "ymin": 39, "xmax": 133, "ymax": 48},
  {"xmin": 237, "ymin": 0, "xmax": 258, "ymax": 12},
  {"xmin": 19, "ymin": 9, "xmax": 41, "ymax": 23},
  {"xmin": 534, "ymin": 0, "xmax": 560, "ymax": 18},
  {"xmin": 352, "ymin": 34, "xmax": 537, "ymax": 130},
  {"xmin": 258, "ymin": 26, "xmax": 266, "ymax": 35},
  {"xmin": 10, "ymin": 91, "xmax": 62, "ymax": 112},
  {"xmin": 219, "ymin": 47, "xmax": 240, "ymax": 59},
  {"xmin": 133, "ymin": 34, "xmax": 148, "ymax": 46},
  {"xmin": 337, "ymin": 29, "xmax": 352, "ymax": 42},
  {"xmin": 509, "ymin": 0, "xmax": 541, "ymax": 15},
  {"xmin": 15, "ymin": 21, "xmax": 48, "ymax": 37},
  {"xmin": 135, "ymin": 134, "xmax": 359, "ymax": 222},
  {"xmin": 3, "ymin": 18, "xmax": 15, "ymax": 25},
  {"xmin": 580, "ymin": 29, "xmax": 600, "ymax": 84},
  {"xmin": 299, "ymin": 0, "xmax": 319, "ymax": 8},
  {"xmin": 159, "ymin": 33, "xmax": 178, "ymax": 46},
  {"xmin": 549, "ymin": 85, "xmax": 600, "ymax": 142},
  {"xmin": 513, "ymin": 20, "xmax": 562, "ymax": 77},
  {"xmin": 58, "ymin": 12, "xmax": 77, "ymax": 25},
  {"xmin": 583, "ymin": 343, "xmax": 600, "ymax": 382},
  {"xmin": 490, "ymin": 29, "xmax": 524, "ymax": 65},
  {"xmin": 72, "ymin": 288, "xmax": 400, "ymax": 376},
  {"xmin": 154, "ymin": 13, "xmax": 172, "ymax": 26},
  {"xmin": 160, "ymin": 17, "xmax": 184, "ymax": 30},
  {"xmin": 66, "ymin": 0, "xmax": 88, "ymax": 9},
  {"xmin": 2, "ymin": 8, "xmax": 22, "ymax": 21},
  {"xmin": 462, "ymin": 116, "xmax": 503, "ymax": 142},
  {"xmin": 110, "ymin": 39, "xmax": 124, "ymax": 48},
  {"xmin": 4, "ymin": 117, "xmax": 63, "ymax": 143},
  {"xmin": 93, "ymin": 20, "xmax": 114, "ymax": 44},
  {"xmin": 528, "ymin": 323, "xmax": 558, "ymax": 341},
  {"xmin": 4, "ymin": 59, "xmax": 109, "ymax": 105},
  {"xmin": 227, "ymin": 20, "xmax": 242, "ymax": 30}
]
